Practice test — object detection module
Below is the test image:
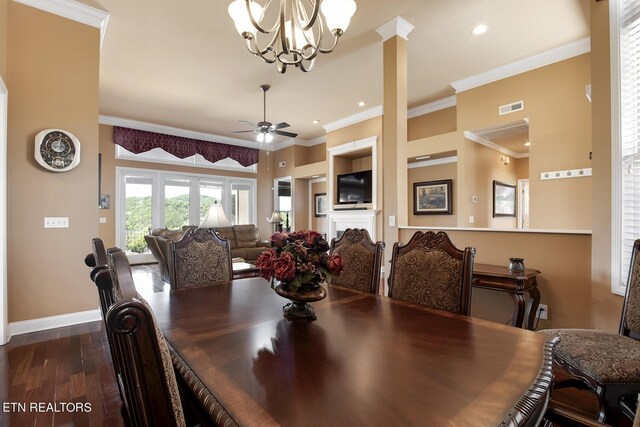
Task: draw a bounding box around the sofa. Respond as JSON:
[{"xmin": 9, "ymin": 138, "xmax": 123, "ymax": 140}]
[{"xmin": 145, "ymin": 224, "xmax": 269, "ymax": 283}]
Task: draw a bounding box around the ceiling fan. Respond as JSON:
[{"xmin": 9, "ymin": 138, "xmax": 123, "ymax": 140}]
[{"xmin": 232, "ymin": 84, "xmax": 297, "ymax": 143}]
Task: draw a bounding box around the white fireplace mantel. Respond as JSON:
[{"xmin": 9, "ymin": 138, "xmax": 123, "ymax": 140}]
[{"xmin": 327, "ymin": 210, "xmax": 377, "ymax": 241}]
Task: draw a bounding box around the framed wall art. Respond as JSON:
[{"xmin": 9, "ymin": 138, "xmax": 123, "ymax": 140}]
[
  {"xmin": 413, "ymin": 180, "xmax": 453, "ymax": 215},
  {"xmin": 493, "ymin": 181, "xmax": 516, "ymax": 217},
  {"xmin": 314, "ymin": 193, "xmax": 327, "ymax": 217}
]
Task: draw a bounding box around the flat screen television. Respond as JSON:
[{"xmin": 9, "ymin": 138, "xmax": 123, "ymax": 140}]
[{"xmin": 337, "ymin": 170, "xmax": 373, "ymax": 204}]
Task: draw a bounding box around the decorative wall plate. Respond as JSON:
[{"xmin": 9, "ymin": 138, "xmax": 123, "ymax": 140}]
[{"xmin": 34, "ymin": 129, "xmax": 81, "ymax": 172}]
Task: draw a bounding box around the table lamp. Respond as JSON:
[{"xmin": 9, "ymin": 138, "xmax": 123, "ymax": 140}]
[
  {"xmin": 268, "ymin": 211, "xmax": 282, "ymax": 232},
  {"xmin": 200, "ymin": 203, "xmax": 232, "ymax": 228}
]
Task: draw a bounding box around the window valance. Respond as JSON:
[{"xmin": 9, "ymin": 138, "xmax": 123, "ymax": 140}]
[{"xmin": 113, "ymin": 126, "xmax": 259, "ymax": 167}]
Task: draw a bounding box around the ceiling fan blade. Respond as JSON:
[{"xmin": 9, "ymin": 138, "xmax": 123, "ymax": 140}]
[
  {"xmin": 230, "ymin": 130, "xmax": 257, "ymax": 133},
  {"xmin": 274, "ymin": 130, "xmax": 298, "ymax": 138},
  {"xmin": 271, "ymin": 122, "xmax": 291, "ymax": 130},
  {"xmin": 239, "ymin": 120, "xmax": 258, "ymax": 127}
]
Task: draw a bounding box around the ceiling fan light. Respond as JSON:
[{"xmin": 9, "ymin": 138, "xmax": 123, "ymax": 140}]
[
  {"xmin": 257, "ymin": 132, "xmax": 265, "ymax": 143},
  {"xmin": 228, "ymin": 0, "xmax": 263, "ymax": 37},
  {"xmin": 321, "ymin": 0, "xmax": 357, "ymax": 33},
  {"xmin": 265, "ymin": 133, "xmax": 274, "ymax": 143}
]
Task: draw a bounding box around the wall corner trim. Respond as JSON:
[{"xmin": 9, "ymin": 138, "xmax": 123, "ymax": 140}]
[
  {"xmin": 408, "ymin": 96, "xmax": 457, "ymax": 119},
  {"xmin": 8, "ymin": 308, "xmax": 101, "ymax": 339},
  {"xmin": 13, "ymin": 0, "xmax": 110, "ymax": 48},
  {"xmin": 450, "ymin": 37, "xmax": 591, "ymax": 93},
  {"xmin": 376, "ymin": 16, "xmax": 415, "ymax": 42}
]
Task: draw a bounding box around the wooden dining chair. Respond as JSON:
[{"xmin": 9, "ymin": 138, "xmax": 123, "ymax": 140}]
[
  {"xmin": 169, "ymin": 227, "xmax": 233, "ymax": 290},
  {"xmin": 388, "ymin": 231, "xmax": 475, "ymax": 315},
  {"xmin": 540, "ymin": 239, "xmax": 640, "ymax": 424},
  {"xmin": 328, "ymin": 228, "xmax": 384, "ymax": 294},
  {"xmin": 105, "ymin": 249, "xmax": 187, "ymax": 427}
]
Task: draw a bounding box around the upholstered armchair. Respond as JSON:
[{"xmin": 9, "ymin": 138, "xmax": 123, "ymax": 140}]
[
  {"xmin": 328, "ymin": 228, "xmax": 384, "ymax": 294},
  {"xmin": 168, "ymin": 227, "xmax": 233, "ymax": 290},
  {"xmin": 388, "ymin": 231, "xmax": 475, "ymax": 315},
  {"xmin": 540, "ymin": 239, "xmax": 640, "ymax": 424}
]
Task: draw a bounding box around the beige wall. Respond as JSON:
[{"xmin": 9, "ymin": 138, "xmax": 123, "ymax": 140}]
[
  {"xmin": 7, "ymin": 3, "xmax": 100, "ymax": 322},
  {"xmin": 408, "ymin": 162, "xmax": 457, "ymax": 227},
  {"xmin": 271, "ymin": 145, "xmax": 295, "ymax": 178},
  {"xmin": 294, "ymin": 178, "xmax": 309, "ymax": 231},
  {"xmin": 294, "ymin": 143, "xmax": 326, "ymax": 166},
  {"xmin": 590, "ymin": 0, "xmax": 623, "ymax": 331},
  {"xmin": 516, "ymin": 158, "xmax": 529, "ymax": 181},
  {"xmin": 408, "ymin": 107, "xmax": 457, "ymax": 141},
  {"xmin": 0, "ymin": 0, "xmax": 7, "ymax": 78},
  {"xmin": 456, "ymin": 54, "xmax": 592, "ymax": 230},
  {"xmin": 98, "ymin": 124, "xmax": 274, "ymax": 246},
  {"xmin": 325, "ymin": 117, "xmax": 382, "ymax": 148},
  {"xmin": 399, "ymin": 229, "xmax": 592, "ymax": 329}
]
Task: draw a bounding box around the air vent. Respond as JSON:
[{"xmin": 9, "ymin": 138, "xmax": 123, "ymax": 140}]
[{"xmin": 498, "ymin": 100, "xmax": 524, "ymax": 116}]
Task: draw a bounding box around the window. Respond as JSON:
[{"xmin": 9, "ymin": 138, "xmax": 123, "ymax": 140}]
[
  {"xmin": 116, "ymin": 167, "xmax": 256, "ymax": 260},
  {"xmin": 614, "ymin": 0, "xmax": 640, "ymax": 294}
]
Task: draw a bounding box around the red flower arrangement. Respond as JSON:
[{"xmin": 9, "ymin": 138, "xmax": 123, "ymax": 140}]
[{"xmin": 256, "ymin": 230, "xmax": 344, "ymax": 290}]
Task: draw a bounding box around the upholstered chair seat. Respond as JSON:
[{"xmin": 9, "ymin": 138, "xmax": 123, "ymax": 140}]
[
  {"xmin": 540, "ymin": 329, "xmax": 640, "ymax": 383},
  {"xmin": 329, "ymin": 228, "xmax": 384, "ymax": 294},
  {"xmin": 540, "ymin": 239, "xmax": 640, "ymax": 424},
  {"xmin": 388, "ymin": 231, "xmax": 475, "ymax": 315}
]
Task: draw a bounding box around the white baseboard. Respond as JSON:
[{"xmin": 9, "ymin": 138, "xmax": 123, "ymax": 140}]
[{"xmin": 8, "ymin": 308, "xmax": 101, "ymax": 338}]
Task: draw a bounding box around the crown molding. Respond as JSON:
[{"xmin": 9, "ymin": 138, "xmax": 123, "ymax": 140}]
[
  {"xmin": 464, "ymin": 130, "xmax": 528, "ymax": 159},
  {"xmin": 269, "ymin": 139, "xmax": 295, "ymax": 151},
  {"xmin": 323, "ymin": 105, "xmax": 383, "ymax": 133},
  {"xmin": 376, "ymin": 16, "xmax": 415, "ymax": 42},
  {"xmin": 14, "ymin": 0, "xmax": 110, "ymax": 48},
  {"xmin": 408, "ymin": 96, "xmax": 456, "ymax": 119},
  {"xmin": 301, "ymin": 135, "xmax": 326, "ymax": 147},
  {"xmin": 408, "ymin": 156, "xmax": 458, "ymax": 169},
  {"xmin": 451, "ymin": 37, "xmax": 591, "ymax": 93}
]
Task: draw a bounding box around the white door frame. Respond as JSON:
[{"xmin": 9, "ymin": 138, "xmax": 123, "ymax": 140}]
[
  {"xmin": 517, "ymin": 178, "xmax": 529, "ymax": 230},
  {"xmin": 0, "ymin": 76, "xmax": 8, "ymax": 344}
]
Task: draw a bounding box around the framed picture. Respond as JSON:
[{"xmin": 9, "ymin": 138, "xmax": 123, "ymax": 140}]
[
  {"xmin": 493, "ymin": 181, "xmax": 516, "ymax": 217},
  {"xmin": 413, "ymin": 180, "xmax": 453, "ymax": 215},
  {"xmin": 314, "ymin": 193, "xmax": 327, "ymax": 217}
]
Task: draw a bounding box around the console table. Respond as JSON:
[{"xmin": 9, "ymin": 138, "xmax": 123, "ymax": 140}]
[{"xmin": 472, "ymin": 263, "xmax": 542, "ymax": 330}]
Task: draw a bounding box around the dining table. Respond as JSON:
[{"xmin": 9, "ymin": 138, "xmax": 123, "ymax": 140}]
[{"xmin": 138, "ymin": 277, "xmax": 556, "ymax": 427}]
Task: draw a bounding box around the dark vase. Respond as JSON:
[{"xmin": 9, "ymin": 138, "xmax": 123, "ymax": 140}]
[
  {"xmin": 509, "ymin": 257, "xmax": 525, "ymax": 272},
  {"xmin": 274, "ymin": 278, "xmax": 327, "ymax": 321}
]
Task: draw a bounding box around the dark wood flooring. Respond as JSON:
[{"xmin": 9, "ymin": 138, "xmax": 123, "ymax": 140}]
[{"xmin": 0, "ymin": 263, "xmax": 606, "ymax": 426}]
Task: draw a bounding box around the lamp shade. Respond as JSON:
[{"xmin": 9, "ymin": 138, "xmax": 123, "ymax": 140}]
[
  {"xmin": 321, "ymin": 0, "xmax": 357, "ymax": 33},
  {"xmin": 268, "ymin": 211, "xmax": 282, "ymax": 223},
  {"xmin": 200, "ymin": 204, "xmax": 232, "ymax": 228},
  {"xmin": 228, "ymin": 0, "xmax": 263, "ymax": 36}
]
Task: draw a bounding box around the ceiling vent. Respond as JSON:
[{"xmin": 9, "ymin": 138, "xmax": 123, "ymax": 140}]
[{"xmin": 498, "ymin": 100, "xmax": 524, "ymax": 116}]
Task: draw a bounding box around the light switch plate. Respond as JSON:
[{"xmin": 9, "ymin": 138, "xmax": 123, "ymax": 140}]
[
  {"xmin": 389, "ymin": 215, "xmax": 396, "ymax": 227},
  {"xmin": 469, "ymin": 216, "xmax": 474, "ymax": 224},
  {"xmin": 472, "ymin": 196, "xmax": 478, "ymax": 203},
  {"xmin": 99, "ymin": 217, "xmax": 107, "ymax": 224},
  {"xmin": 44, "ymin": 217, "xmax": 69, "ymax": 228}
]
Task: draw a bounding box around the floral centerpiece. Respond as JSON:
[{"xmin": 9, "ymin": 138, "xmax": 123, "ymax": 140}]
[{"xmin": 257, "ymin": 230, "xmax": 344, "ymax": 289}]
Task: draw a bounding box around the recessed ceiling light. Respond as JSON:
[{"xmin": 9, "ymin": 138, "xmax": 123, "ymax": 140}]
[
  {"xmin": 472, "ymin": 24, "xmax": 489, "ymax": 35},
  {"xmin": 312, "ymin": 120, "xmax": 320, "ymax": 124},
  {"xmin": 524, "ymin": 142, "xmax": 531, "ymax": 147},
  {"xmin": 415, "ymin": 155, "xmax": 431, "ymax": 160},
  {"xmin": 358, "ymin": 100, "xmax": 366, "ymax": 107}
]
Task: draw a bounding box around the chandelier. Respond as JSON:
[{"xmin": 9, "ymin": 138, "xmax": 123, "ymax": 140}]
[{"xmin": 228, "ymin": 0, "xmax": 357, "ymax": 73}]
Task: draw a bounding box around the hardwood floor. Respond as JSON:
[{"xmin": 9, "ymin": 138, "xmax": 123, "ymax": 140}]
[
  {"xmin": 0, "ymin": 263, "xmax": 608, "ymax": 426},
  {"xmin": 0, "ymin": 321, "xmax": 123, "ymax": 427}
]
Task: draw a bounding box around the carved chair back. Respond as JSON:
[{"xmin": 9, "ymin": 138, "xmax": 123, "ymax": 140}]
[
  {"xmin": 169, "ymin": 227, "xmax": 233, "ymax": 290},
  {"xmin": 106, "ymin": 250, "xmax": 186, "ymax": 427},
  {"xmin": 328, "ymin": 228, "xmax": 385, "ymax": 294},
  {"xmin": 388, "ymin": 231, "xmax": 475, "ymax": 315},
  {"xmin": 620, "ymin": 239, "xmax": 640, "ymax": 339}
]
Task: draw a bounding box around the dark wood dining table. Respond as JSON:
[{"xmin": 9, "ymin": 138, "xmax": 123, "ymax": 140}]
[{"xmin": 138, "ymin": 278, "xmax": 555, "ymax": 427}]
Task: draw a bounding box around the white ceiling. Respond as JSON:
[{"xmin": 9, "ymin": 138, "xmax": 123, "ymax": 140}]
[{"xmin": 84, "ymin": 0, "xmax": 590, "ymax": 142}]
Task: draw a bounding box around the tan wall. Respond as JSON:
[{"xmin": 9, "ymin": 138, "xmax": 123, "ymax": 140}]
[
  {"xmin": 325, "ymin": 117, "xmax": 382, "ymax": 148},
  {"xmin": 516, "ymin": 158, "xmax": 529, "ymax": 180},
  {"xmin": 271, "ymin": 145, "xmax": 295, "ymax": 178},
  {"xmin": 7, "ymin": 3, "xmax": 100, "ymax": 322},
  {"xmin": 456, "ymin": 54, "xmax": 592, "ymax": 230},
  {"xmin": 311, "ymin": 181, "xmax": 328, "ymax": 234},
  {"xmin": 590, "ymin": 0, "xmax": 623, "ymax": 331},
  {"xmin": 399, "ymin": 229, "xmax": 592, "ymax": 329},
  {"xmin": 294, "ymin": 143, "xmax": 326, "ymax": 166},
  {"xmin": 408, "ymin": 107, "xmax": 457, "ymax": 141},
  {"xmin": 351, "ymin": 156, "xmax": 372, "ymax": 172},
  {"xmin": 98, "ymin": 124, "xmax": 274, "ymax": 246},
  {"xmin": 408, "ymin": 162, "xmax": 457, "ymax": 227},
  {"xmin": 294, "ymin": 178, "xmax": 309, "ymax": 231},
  {"xmin": 0, "ymin": 0, "xmax": 7, "ymax": 77}
]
